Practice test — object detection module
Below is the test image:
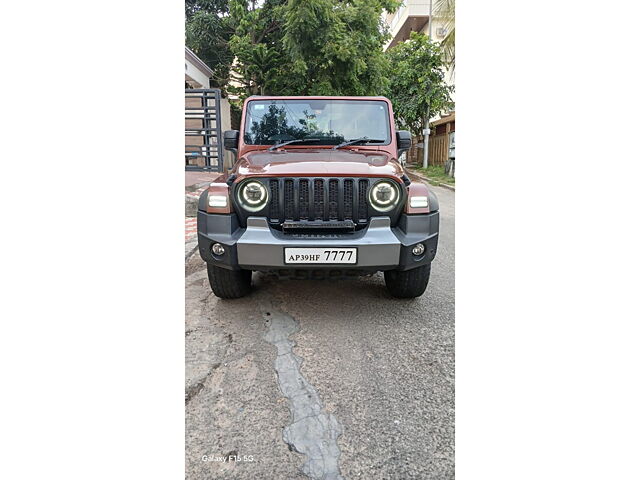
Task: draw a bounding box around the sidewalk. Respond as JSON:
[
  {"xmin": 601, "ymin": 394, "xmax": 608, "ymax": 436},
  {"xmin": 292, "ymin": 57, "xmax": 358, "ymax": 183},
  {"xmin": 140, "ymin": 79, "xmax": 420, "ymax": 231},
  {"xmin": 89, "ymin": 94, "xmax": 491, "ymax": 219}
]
[
  {"xmin": 186, "ymin": 172, "xmax": 212, "ymax": 220},
  {"xmin": 185, "ymin": 171, "xmax": 218, "ymax": 188},
  {"xmin": 186, "ymin": 170, "xmax": 208, "ymax": 246},
  {"xmin": 405, "ymin": 166, "xmax": 455, "ymax": 191},
  {"xmin": 185, "ymin": 217, "xmax": 199, "ymax": 260},
  {"xmin": 186, "ymin": 184, "xmax": 208, "ymax": 201},
  {"xmin": 185, "ymin": 217, "xmax": 197, "ymax": 241}
]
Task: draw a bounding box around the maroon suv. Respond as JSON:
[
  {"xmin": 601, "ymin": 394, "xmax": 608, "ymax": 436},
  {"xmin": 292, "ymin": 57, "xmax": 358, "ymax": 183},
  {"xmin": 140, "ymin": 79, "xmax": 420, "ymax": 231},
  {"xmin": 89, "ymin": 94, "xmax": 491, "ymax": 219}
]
[{"xmin": 197, "ymin": 96, "xmax": 439, "ymax": 298}]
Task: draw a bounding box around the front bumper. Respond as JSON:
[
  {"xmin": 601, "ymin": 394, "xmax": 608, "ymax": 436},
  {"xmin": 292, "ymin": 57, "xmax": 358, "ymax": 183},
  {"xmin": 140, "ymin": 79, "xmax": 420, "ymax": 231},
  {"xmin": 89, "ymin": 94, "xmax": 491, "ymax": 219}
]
[{"xmin": 197, "ymin": 212, "xmax": 439, "ymax": 272}]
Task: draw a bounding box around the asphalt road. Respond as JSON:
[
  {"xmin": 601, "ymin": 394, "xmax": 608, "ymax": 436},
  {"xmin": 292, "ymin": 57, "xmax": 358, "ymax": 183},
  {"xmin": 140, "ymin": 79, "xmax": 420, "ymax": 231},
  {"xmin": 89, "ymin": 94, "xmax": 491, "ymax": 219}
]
[{"xmin": 185, "ymin": 183, "xmax": 454, "ymax": 479}]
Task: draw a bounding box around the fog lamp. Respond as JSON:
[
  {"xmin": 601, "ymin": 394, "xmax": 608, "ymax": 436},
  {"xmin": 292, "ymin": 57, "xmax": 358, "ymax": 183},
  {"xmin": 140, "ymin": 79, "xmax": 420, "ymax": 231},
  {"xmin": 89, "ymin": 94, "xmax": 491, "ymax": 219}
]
[
  {"xmin": 212, "ymin": 243, "xmax": 225, "ymax": 256},
  {"xmin": 412, "ymin": 243, "xmax": 425, "ymax": 256}
]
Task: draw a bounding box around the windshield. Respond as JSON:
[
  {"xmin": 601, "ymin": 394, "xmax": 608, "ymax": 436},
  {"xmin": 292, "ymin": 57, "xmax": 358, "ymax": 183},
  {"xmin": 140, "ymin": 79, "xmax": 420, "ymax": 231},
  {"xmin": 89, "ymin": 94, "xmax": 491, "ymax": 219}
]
[{"xmin": 243, "ymin": 99, "xmax": 391, "ymax": 146}]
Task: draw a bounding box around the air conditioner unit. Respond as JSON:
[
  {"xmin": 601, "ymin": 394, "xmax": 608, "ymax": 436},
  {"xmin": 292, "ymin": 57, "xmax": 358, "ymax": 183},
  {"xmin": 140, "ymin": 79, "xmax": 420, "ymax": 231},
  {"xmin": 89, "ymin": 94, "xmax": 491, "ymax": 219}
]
[{"xmin": 436, "ymin": 27, "xmax": 447, "ymax": 37}]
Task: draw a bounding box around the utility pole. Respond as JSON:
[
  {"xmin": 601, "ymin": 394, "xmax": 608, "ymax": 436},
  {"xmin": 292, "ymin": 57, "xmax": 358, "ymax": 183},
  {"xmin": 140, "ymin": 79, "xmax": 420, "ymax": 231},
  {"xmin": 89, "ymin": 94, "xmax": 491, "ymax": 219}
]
[
  {"xmin": 424, "ymin": 0, "xmax": 433, "ymax": 168},
  {"xmin": 429, "ymin": 0, "xmax": 433, "ymax": 38},
  {"xmin": 423, "ymin": 107, "xmax": 430, "ymax": 168}
]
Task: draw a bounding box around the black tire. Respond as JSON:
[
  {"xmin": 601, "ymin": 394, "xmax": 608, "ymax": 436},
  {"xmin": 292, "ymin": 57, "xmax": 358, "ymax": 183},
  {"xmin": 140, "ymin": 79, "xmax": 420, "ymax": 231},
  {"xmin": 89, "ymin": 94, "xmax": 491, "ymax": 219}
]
[
  {"xmin": 206, "ymin": 264, "xmax": 252, "ymax": 299},
  {"xmin": 384, "ymin": 263, "xmax": 431, "ymax": 298}
]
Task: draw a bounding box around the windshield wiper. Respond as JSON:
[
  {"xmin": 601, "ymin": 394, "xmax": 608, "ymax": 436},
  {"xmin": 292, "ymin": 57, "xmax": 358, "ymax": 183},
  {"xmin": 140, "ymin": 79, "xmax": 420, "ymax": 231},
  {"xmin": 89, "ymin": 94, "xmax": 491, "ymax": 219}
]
[
  {"xmin": 268, "ymin": 138, "xmax": 322, "ymax": 151},
  {"xmin": 332, "ymin": 137, "xmax": 386, "ymax": 150}
]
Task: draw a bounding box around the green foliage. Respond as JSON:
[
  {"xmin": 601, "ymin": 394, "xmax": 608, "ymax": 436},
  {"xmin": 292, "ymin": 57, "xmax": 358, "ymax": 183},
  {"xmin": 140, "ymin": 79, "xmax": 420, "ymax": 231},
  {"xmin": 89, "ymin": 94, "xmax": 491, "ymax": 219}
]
[
  {"xmin": 385, "ymin": 32, "xmax": 454, "ymax": 136},
  {"xmin": 283, "ymin": 0, "xmax": 400, "ymax": 96},
  {"xmin": 226, "ymin": 0, "xmax": 289, "ymax": 98},
  {"xmin": 185, "ymin": 0, "xmax": 234, "ymax": 89},
  {"xmin": 186, "ymin": 0, "xmax": 453, "ymax": 135},
  {"xmin": 185, "ymin": 0, "xmax": 229, "ymax": 19},
  {"xmin": 221, "ymin": 0, "xmax": 400, "ymax": 99}
]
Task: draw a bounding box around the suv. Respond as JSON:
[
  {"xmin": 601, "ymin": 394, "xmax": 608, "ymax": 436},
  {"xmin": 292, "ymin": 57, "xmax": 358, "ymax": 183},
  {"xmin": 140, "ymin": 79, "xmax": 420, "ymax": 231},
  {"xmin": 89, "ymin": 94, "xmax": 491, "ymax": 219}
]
[{"xmin": 197, "ymin": 96, "xmax": 439, "ymax": 299}]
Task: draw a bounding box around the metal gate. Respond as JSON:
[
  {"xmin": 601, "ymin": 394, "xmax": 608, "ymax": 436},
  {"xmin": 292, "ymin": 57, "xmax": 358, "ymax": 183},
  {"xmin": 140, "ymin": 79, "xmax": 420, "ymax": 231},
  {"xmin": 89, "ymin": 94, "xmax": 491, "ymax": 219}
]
[{"xmin": 185, "ymin": 88, "xmax": 224, "ymax": 172}]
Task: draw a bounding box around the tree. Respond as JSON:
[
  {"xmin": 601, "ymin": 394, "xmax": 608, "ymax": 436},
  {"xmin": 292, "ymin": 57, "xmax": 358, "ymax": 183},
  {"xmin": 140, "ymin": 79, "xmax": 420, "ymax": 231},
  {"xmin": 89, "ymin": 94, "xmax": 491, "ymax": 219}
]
[
  {"xmin": 226, "ymin": 0, "xmax": 290, "ymax": 98},
  {"xmin": 186, "ymin": 0, "xmax": 401, "ymax": 99},
  {"xmin": 185, "ymin": 0, "xmax": 235, "ymax": 89},
  {"xmin": 226, "ymin": 0, "xmax": 400, "ymax": 98},
  {"xmin": 283, "ymin": 0, "xmax": 400, "ymax": 95},
  {"xmin": 434, "ymin": 0, "xmax": 455, "ymax": 73},
  {"xmin": 385, "ymin": 32, "xmax": 454, "ymax": 166}
]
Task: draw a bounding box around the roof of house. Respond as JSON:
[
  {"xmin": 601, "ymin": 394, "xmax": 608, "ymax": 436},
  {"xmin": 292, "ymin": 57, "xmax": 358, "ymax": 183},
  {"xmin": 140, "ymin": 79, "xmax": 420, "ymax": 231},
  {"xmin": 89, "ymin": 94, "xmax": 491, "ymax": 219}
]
[
  {"xmin": 185, "ymin": 46, "xmax": 214, "ymax": 77},
  {"xmin": 430, "ymin": 112, "xmax": 455, "ymax": 127}
]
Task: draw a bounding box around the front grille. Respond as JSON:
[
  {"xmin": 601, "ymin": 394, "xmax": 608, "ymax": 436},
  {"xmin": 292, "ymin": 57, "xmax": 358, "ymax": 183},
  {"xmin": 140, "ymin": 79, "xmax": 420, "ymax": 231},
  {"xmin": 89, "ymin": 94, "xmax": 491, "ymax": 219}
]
[{"xmin": 267, "ymin": 177, "xmax": 370, "ymax": 226}]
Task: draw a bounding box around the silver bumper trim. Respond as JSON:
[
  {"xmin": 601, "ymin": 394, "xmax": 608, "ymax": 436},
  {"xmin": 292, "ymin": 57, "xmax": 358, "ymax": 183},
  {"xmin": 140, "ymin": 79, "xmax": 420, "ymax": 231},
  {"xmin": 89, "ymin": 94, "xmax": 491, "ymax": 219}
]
[{"xmin": 236, "ymin": 217, "xmax": 401, "ymax": 268}]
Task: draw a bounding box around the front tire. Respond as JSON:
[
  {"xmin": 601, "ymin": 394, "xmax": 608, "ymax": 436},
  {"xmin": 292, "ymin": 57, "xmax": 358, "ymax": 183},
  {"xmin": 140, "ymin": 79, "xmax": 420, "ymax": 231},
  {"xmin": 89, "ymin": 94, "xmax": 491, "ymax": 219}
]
[
  {"xmin": 384, "ymin": 263, "xmax": 431, "ymax": 298},
  {"xmin": 207, "ymin": 264, "xmax": 252, "ymax": 299}
]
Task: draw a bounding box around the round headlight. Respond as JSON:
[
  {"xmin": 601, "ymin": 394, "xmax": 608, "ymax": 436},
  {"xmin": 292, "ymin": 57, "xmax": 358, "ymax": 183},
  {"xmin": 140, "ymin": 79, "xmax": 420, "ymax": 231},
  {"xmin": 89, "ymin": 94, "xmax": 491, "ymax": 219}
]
[
  {"xmin": 369, "ymin": 180, "xmax": 400, "ymax": 212},
  {"xmin": 238, "ymin": 181, "xmax": 268, "ymax": 211}
]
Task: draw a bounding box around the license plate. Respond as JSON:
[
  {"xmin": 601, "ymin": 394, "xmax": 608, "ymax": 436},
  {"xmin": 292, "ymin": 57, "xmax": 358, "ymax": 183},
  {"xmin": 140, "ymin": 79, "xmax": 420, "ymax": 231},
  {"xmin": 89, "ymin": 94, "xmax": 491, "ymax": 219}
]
[{"xmin": 284, "ymin": 248, "xmax": 357, "ymax": 264}]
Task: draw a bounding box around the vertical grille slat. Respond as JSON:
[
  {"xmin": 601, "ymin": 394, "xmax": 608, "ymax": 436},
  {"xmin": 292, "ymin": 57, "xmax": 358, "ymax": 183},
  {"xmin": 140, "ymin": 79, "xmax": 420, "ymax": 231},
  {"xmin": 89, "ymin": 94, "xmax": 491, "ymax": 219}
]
[
  {"xmin": 358, "ymin": 179, "xmax": 369, "ymax": 222},
  {"xmin": 343, "ymin": 179, "xmax": 353, "ymax": 220},
  {"xmin": 269, "ymin": 179, "xmax": 280, "ymax": 221},
  {"xmin": 284, "ymin": 179, "xmax": 294, "ymax": 220},
  {"xmin": 328, "ymin": 179, "xmax": 338, "ymax": 220},
  {"xmin": 299, "ymin": 179, "xmax": 309, "ymax": 220},
  {"xmin": 314, "ymin": 179, "xmax": 324, "ymax": 221}
]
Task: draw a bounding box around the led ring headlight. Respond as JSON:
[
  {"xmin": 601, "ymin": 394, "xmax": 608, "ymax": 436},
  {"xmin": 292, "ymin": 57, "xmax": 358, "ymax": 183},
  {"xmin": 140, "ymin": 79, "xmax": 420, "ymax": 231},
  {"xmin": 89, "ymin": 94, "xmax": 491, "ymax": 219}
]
[
  {"xmin": 238, "ymin": 180, "xmax": 268, "ymax": 212},
  {"xmin": 369, "ymin": 180, "xmax": 400, "ymax": 212}
]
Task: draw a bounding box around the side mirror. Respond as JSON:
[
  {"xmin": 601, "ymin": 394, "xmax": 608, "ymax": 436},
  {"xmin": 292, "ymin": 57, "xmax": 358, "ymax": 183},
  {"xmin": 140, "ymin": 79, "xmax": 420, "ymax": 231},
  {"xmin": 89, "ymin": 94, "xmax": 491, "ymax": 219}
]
[
  {"xmin": 223, "ymin": 130, "xmax": 239, "ymax": 151},
  {"xmin": 396, "ymin": 130, "xmax": 412, "ymax": 155}
]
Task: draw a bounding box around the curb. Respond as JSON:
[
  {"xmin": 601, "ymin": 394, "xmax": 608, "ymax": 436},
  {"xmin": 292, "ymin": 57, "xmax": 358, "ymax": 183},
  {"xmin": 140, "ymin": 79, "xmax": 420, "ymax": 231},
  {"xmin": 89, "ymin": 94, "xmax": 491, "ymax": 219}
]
[
  {"xmin": 405, "ymin": 168, "xmax": 455, "ymax": 192},
  {"xmin": 185, "ymin": 185, "xmax": 206, "ymax": 260},
  {"xmin": 185, "ymin": 239, "xmax": 198, "ymax": 261},
  {"xmin": 185, "ymin": 181, "xmax": 211, "ymax": 192},
  {"xmin": 186, "ymin": 184, "xmax": 209, "ymax": 217}
]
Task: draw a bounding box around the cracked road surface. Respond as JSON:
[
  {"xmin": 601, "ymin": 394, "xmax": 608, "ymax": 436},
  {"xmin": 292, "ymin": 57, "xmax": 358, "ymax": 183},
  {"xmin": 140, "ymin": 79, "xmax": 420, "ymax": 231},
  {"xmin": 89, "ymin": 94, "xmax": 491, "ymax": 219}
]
[{"xmin": 185, "ymin": 184, "xmax": 454, "ymax": 479}]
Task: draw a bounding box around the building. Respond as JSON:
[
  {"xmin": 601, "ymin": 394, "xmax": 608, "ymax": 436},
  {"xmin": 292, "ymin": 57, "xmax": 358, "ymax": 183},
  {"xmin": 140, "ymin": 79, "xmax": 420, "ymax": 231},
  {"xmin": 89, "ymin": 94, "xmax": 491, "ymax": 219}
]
[
  {"xmin": 383, "ymin": 1, "xmax": 454, "ymax": 89},
  {"xmin": 185, "ymin": 46, "xmax": 214, "ymax": 89},
  {"xmin": 383, "ymin": 1, "xmax": 455, "ymax": 169}
]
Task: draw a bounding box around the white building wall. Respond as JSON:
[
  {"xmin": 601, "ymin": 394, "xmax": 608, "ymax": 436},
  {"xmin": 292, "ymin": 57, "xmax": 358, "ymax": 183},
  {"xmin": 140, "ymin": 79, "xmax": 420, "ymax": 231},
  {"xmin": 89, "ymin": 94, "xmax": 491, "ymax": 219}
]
[
  {"xmin": 219, "ymin": 97, "xmax": 234, "ymax": 171},
  {"xmin": 185, "ymin": 60, "xmax": 210, "ymax": 89}
]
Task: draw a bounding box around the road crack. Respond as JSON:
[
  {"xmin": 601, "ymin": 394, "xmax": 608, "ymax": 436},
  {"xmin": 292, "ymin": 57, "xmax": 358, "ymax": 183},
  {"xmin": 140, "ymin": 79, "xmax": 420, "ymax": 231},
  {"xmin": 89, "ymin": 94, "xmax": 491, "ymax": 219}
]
[
  {"xmin": 263, "ymin": 308, "xmax": 344, "ymax": 480},
  {"xmin": 185, "ymin": 362, "xmax": 220, "ymax": 405}
]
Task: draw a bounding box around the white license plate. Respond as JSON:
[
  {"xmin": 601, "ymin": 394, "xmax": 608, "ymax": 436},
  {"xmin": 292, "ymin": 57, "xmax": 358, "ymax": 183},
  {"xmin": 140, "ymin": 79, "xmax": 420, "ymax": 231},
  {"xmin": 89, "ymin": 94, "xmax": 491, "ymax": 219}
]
[{"xmin": 284, "ymin": 248, "xmax": 357, "ymax": 264}]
